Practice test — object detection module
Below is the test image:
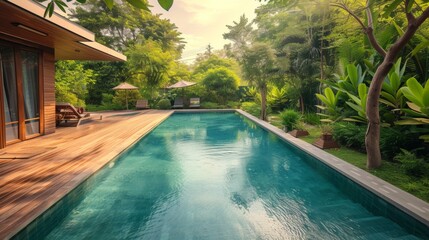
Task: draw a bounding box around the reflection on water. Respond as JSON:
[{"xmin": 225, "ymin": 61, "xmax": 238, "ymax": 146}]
[{"xmin": 44, "ymin": 113, "xmax": 420, "ymax": 240}]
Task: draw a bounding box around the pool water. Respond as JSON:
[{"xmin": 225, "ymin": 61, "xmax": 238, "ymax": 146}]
[{"xmin": 16, "ymin": 113, "xmax": 427, "ymax": 239}]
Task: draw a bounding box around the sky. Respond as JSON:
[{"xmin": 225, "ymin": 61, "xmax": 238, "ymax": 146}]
[{"xmin": 148, "ymin": 0, "xmax": 262, "ymax": 63}]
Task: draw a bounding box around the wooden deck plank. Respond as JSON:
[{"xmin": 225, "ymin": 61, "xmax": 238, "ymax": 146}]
[{"xmin": 0, "ymin": 110, "xmax": 173, "ymax": 239}]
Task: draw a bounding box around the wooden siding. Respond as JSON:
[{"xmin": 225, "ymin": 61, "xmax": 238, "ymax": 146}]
[
  {"xmin": 43, "ymin": 49, "xmax": 55, "ymax": 134},
  {"xmin": 0, "ymin": 110, "xmax": 173, "ymax": 238}
]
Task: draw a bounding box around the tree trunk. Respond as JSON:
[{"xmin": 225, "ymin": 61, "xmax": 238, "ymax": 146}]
[
  {"xmin": 299, "ymin": 94, "xmax": 305, "ymax": 114},
  {"xmin": 364, "ymin": 9, "xmax": 429, "ymax": 169},
  {"xmin": 260, "ymin": 85, "xmax": 267, "ymax": 121},
  {"xmin": 365, "ymin": 57, "xmax": 394, "ymax": 169}
]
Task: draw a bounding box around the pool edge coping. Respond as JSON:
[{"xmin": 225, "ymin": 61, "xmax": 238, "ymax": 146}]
[{"xmin": 236, "ymin": 109, "xmax": 429, "ymax": 228}]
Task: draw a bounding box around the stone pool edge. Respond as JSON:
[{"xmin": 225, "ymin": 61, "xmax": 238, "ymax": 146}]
[{"xmin": 236, "ymin": 109, "xmax": 429, "ymax": 228}]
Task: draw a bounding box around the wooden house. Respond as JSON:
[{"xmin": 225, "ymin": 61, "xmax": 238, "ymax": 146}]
[{"xmin": 0, "ymin": 0, "xmax": 126, "ymax": 149}]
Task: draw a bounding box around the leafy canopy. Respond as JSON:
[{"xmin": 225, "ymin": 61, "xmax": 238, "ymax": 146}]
[{"xmin": 39, "ymin": 0, "xmax": 174, "ymax": 17}]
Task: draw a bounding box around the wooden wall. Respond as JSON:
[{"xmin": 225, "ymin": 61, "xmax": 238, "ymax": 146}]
[{"xmin": 43, "ymin": 49, "xmax": 56, "ymax": 134}]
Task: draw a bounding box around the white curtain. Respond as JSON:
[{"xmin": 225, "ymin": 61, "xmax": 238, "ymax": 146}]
[
  {"xmin": 21, "ymin": 50, "xmax": 39, "ymax": 135},
  {"xmin": 1, "ymin": 46, "xmax": 19, "ymax": 140}
]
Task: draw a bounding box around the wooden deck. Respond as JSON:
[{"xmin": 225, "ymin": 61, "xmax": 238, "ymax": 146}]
[{"xmin": 0, "ymin": 110, "xmax": 173, "ymax": 239}]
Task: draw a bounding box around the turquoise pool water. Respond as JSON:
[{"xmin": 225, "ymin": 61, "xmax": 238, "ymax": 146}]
[{"xmin": 15, "ymin": 113, "xmax": 428, "ymax": 239}]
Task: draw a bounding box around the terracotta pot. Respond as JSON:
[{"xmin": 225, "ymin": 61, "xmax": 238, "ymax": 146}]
[
  {"xmin": 288, "ymin": 130, "xmax": 309, "ymax": 138},
  {"xmin": 321, "ymin": 133, "xmax": 333, "ymax": 141},
  {"xmin": 314, "ymin": 134, "xmax": 339, "ymax": 149}
]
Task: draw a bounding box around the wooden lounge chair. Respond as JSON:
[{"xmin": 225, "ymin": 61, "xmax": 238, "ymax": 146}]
[
  {"xmin": 172, "ymin": 98, "xmax": 184, "ymax": 109},
  {"xmin": 136, "ymin": 99, "xmax": 150, "ymax": 109},
  {"xmin": 189, "ymin": 98, "xmax": 200, "ymax": 108},
  {"xmin": 55, "ymin": 103, "xmax": 91, "ymax": 127}
]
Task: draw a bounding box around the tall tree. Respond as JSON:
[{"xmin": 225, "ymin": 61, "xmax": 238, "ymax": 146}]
[
  {"xmin": 242, "ymin": 43, "xmax": 277, "ymax": 120},
  {"xmin": 55, "ymin": 61, "xmax": 95, "ymax": 107},
  {"xmin": 223, "ymin": 14, "xmax": 254, "ymax": 60},
  {"xmin": 254, "ymin": 1, "xmax": 328, "ymax": 112},
  {"xmin": 127, "ymin": 40, "xmax": 177, "ymax": 98},
  {"xmin": 331, "ymin": 0, "xmax": 429, "ymax": 168},
  {"xmin": 262, "ymin": 0, "xmax": 429, "ymax": 169},
  {"xmin": 72, "ymin": 0, "xmax": 183, "ymax": 52},
  {"xmin": 70, "ymin": 0, "xmax": 184, "ymax": 104}
]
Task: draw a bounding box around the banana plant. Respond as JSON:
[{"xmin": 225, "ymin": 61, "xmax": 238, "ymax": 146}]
[
  {"xmin": 379, "ymin": 58, "xmax": 407, "ymax": 109},
  {"xmin": 316, "ymin": 87, "xmax": 342, "ymax": 123},
  {"xmin": 344, "ymin": 83, "xmax": 368, "ymax": 123},
  {"xmin": 397, "ymin": 78, "xmax": 429, "ymax": 141}
]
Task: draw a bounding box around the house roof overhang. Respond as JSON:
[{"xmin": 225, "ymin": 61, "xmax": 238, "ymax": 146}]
[{"xmin": 0, "ymin": 0, "xmax": 126, "ymax": 61}]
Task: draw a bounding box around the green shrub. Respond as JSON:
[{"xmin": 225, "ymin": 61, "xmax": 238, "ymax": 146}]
[
  {"xmin": 202, "ymin": 67, "xmax": 239, "ymax": 104},
  {"xmin": 201, "ymin": 102, "xmax": 222, "ymax": 109},
  {"xmin": 157, "ymin": 99, "xmax": 171, "ymax": 109},
  {"xmin": 333, "ymin": 123, "xmax": 426, "ymax": 161},
  {"xmin": 226, "ymin": 101, "xmax": 241, "ymax": 109},
  {"xmin": 241, "ymin": 102, "xmax": 261, "ymax": 117},
  {"xmin": 379, "ymin": 126, "xmax": 425, "ymax": 161},
  {"xmin": 303, "ymin": 113, "xmax": 321, "ymax": 125},
  {"xmin": 332, "ymin": 122, "xmax": 366, "ymax": 152},
  {"xmin": 279, "ymin": 109, "xmax": 301, "ymax": 131},
  {"xmin": 394, "ymin": 149, "xmax": 427, "ymax": 178}
]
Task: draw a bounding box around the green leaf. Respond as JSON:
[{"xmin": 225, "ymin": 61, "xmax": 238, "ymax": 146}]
[
  {"xmin": 395, "ymin": 119, "xmax": 426, "ymax": 125},
  {"xmin": 392, "ymin": 20, "xmax": 404, "ymax": 36},
  {"xmin": 325, "ymin": 87, "xmax": 336, "ymax": 106},
  {"xmin": 347, "ymin": 94, "xmax": 361, "ymax": 105},
  {"xmin": 406, "ymin": 77, "xmax": 424, "ymax": 100},
  {"xmin": 390, "ymin": 72, "xmax": 400, "ymax": 92},
  {"xmin": 409, "ymin": 40, "xmax": 429, "ymax": 57},
  {"xmin": 382, "ymin": 80, "xmax": 394, "ymax": 95},
  {"xmin": 406, "ymin": 102, "xmax": 422, "ymax": 112},
  {"xmin": 402, "ymin": 108, "xmax": 426, "ymax": 118},
  {"xmin": 343, "ymin": 117, "xmax": 366, "ymax": 123},
  {"xmin": 54, "ymin": 0, "xmax": 66, "ymax": 12},
  {"xmin": 358, "ymin": 83, "xmax": 367, "ymax": 101},
  {"xmin": 383, "ymin": 0, "xmax": 402, "ymax": 17},
  {"xmin": 126, "ymin": 0, "xmax": 150, "ymax": 10},
  {"xmin": 423, "ymin": 81, "xmax": 429, "ymax": 107},
  {"xmin": 419, "ymin": 135, "xmax": 429, "ymax": 142},
  {"xmin": 346, "ymin": 64, "xmax": 358, "ymax": 88},
  {"xmin": 346, "ymin": 102, "xmax": 363, "ymax": 114},
  {"xmin": 158, "ymin": 0, "xmax": 173, "ymax": 11},
  {"xmin": 43, "ymin": 1, "xmax": 55, "ymax": 17},
  {"xmin": 379, "ymin": 99, "xmax": 396, "ymax": 108},
  {"xmin": 315, "ymin": 105, "xmax": 327, "ymax": 110},
  {"xmin": 380, "ymin": 92, "xmax": 396, "ymax": 106},
  {"xmin": 316, "ymin": 94, "xmax": 328, "ymax": 106},
  {"xmin": 103, "ymin": 0, "xmax": 114, "ymax": 9},
  {"xmin": 406, "ymin": 0, "xmax": 415, "ymax": 13}
]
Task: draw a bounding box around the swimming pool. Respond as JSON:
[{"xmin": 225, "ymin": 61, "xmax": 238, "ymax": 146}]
[{"xmin": 14, "ymin": 112, "xmax": 429, "ymax": 239}]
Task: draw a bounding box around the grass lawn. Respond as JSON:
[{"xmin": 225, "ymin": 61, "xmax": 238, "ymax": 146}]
[{"xmin": 268, "ymin": 115, "xmax": 429, "ymax": 203}]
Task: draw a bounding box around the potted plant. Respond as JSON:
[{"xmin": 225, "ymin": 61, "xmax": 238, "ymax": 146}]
[
  {"xmin": 279, "ymin": 109, "xmax": 299, "ymax": 132},
  {"xmin": 288, "ymin": 121, "xmax": 309, "ymax": 138},
  {"xmin": 314, "ymin": 124, "xmax": 339, "ymax": 149},
  {"xmin": 279, "ymin": 109, "xmax": 309, "ymax": 137}
]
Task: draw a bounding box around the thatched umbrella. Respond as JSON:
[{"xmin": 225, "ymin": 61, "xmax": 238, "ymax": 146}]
[
  {"xmin": 112, "ymin": 82, "xmax": 138, "ymax": 110},
  {"xmin": 166, "ymin": 80, "xmax": 196, "ymax": 101},
  {"xmin": 166, "ymin": 80, "xmax": 196, "ymax": 89}
]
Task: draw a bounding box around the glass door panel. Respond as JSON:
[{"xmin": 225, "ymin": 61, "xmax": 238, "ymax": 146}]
[
  {"xmin": 0, "ymin": 46, "xmax": 19, "ymax": 142},
  {"xmin": 21, "ymin": 50, "xmax": 40, "ymax": 136}
]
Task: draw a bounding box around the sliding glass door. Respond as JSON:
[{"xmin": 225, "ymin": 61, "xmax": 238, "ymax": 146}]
[
  {"xmin": 0, "ymin": 43, "xmax": 41, "ymax": 147},
  {"xmin": 1, "ymin": 46, "xmax": 19, "ymax": 143}
]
